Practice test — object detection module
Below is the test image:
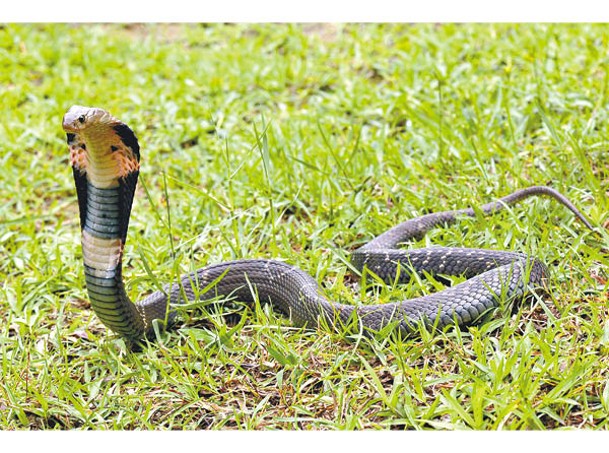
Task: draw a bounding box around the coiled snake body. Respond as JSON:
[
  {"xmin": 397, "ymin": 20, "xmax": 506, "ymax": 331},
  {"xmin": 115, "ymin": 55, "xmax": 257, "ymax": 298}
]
[{"xmin": 64, "ymin": 106, "xmax": 593, "ymax": 341}]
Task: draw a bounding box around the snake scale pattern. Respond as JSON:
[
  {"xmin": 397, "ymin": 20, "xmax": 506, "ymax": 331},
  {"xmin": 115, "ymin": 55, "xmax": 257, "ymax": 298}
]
[{"xmin": 63, "ymin": 105, "xmax": 593, "ymax": 342}]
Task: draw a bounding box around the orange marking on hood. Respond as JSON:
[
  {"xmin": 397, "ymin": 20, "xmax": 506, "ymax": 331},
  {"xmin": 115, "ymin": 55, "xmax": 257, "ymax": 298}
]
[
  {"xmin": 115, "ymin": 147, "xmax": 140, "ymax": 178},
  {"xmin": 70, "ymin": 145, "xmax": 88, "ymax": 171}
]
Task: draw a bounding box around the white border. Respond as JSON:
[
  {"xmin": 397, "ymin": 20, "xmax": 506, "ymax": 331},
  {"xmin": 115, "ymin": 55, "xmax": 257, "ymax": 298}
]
[
  {"xmin": 3, "ymin": 0, "xmax": 609, "ymax": 22},
  {"xmin": 0, "ymin": 431, "xmax": 606, "ymax": 451}
]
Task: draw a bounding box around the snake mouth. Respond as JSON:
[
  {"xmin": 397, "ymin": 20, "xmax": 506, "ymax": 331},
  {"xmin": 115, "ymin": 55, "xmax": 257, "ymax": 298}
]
[{"xmin": 62, "ymin": 116, "xmax": 82, "ymax": 133}]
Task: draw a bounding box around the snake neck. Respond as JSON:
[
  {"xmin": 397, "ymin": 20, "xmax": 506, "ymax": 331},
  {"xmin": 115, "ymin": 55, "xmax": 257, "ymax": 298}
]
[
  {"xmin": 65, "ymin": 105, "xmax": 148, "ymax": 340},
  {"xmin": 79, "ymin": 182, "xmax": 147, "ymax": 339}
]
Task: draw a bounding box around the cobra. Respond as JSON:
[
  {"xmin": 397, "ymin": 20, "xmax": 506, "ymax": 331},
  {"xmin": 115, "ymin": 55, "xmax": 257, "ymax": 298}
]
[{"xmin": 64, "ymin": 105, "xmax": 593, "ymax": 342}]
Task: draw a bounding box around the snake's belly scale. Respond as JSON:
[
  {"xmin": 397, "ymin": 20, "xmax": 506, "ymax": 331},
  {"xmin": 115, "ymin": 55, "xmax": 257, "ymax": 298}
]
[{"xmin": 63, "ymin": 105, "xmax": 593, "ymax": 342}]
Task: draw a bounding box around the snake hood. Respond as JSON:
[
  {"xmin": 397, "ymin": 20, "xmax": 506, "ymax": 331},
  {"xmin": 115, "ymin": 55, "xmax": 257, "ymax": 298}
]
[{"xmin": 64, "ymin": 105, "xmax": 140, "ymax": 189}]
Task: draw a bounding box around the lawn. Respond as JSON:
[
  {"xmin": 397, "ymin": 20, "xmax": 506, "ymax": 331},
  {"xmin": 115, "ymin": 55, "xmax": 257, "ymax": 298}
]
[{"xmin": 0, "ymin": 23, "xmax": 608, "ymax": 429}]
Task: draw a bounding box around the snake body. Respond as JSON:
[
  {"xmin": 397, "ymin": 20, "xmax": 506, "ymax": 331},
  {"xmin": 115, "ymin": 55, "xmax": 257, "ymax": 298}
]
[{"xmin": 63, "ymin": 106, "xmax": 593, "ymax": 341}]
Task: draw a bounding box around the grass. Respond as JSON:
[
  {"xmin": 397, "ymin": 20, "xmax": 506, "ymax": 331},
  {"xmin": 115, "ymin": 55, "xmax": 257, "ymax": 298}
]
[{"xmin": 0, "ymin": 23, "xmax": 608, "ymax": 430}]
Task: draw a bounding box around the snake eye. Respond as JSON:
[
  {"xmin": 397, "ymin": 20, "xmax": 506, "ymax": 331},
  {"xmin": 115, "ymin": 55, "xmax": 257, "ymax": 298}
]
[{"xmin": 78, "ymin": 115, "xmax": 86, "ymax": 124}]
